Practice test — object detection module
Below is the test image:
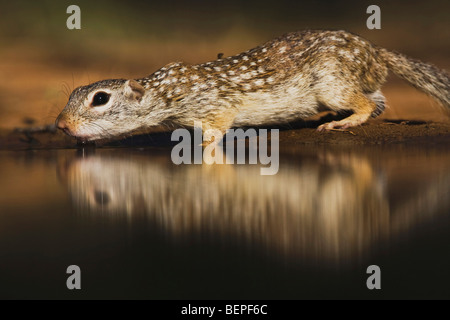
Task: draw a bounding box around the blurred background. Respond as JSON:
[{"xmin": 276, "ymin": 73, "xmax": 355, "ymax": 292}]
[{"xmin": 0, "ymin": 0, "xmax": 449, "ymax": 129}]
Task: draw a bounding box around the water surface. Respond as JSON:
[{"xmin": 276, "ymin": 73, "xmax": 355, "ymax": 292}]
[{"xmin": 0, "ymin": 144, "xmax": 449, "ymax": 299}]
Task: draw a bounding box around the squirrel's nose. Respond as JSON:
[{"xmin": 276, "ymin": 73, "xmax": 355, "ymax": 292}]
[
  {"xmin": 56, "ymin": 118, "xmax": 72, "ymax": 136},
  {"xmin": 56, "ymin": 118, "xmax": 67, "ymax": 130}
]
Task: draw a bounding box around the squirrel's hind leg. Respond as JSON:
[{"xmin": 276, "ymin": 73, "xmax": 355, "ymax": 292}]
[{"xmin": 317, "ymin": 91, "xmax": 379, "ymax": 131}]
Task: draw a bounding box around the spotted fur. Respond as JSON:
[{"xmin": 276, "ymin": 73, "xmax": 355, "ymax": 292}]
[{"xmin": 56, "ymin": 30, "xmax": 450, "ymax": 142}]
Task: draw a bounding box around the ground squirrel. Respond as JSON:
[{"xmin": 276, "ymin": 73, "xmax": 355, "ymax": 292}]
[{"xmin": 56, "ymin": 30, "xmax": 450, "ymax": 144}]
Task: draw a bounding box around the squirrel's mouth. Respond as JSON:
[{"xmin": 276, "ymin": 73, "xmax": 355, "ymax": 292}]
[
  {"xmin": 60, "ymin": 127, "xmax": 73, "ymax": 137},
  {"xmin": 74, "ymin": 133, "xmax": 99, "ymax": 143},
  {"xmin": 58, "ymin": 125, "xmax": 98, "ymax": 142},
  {"xmin": 56, "ymin": 119, "xmax": 101, "ymax": 142}
]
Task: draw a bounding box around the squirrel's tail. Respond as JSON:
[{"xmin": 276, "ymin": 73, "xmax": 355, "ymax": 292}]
[{"xmin": 379, "ymin": 49, "xmax": 450, "ymax": 108}]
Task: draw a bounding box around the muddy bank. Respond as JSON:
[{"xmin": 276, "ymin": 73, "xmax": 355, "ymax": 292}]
[
  {"xmin": 1, "ymin": 119, "xmax": 449, "ymax": 150},
  {"xmin": 279, "ymin": 120, "xmax": 450, "ymax": 146}
]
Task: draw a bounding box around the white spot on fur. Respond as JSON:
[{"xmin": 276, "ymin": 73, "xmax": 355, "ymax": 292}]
[
  {"xmin": 338, "ymin": 49, "xmax": 353, "ymax": 60},
  {"xmin": 254, "ymin": 79, "xmax": 264, "ymax": 86}
]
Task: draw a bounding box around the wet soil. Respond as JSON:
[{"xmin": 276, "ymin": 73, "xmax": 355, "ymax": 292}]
[{"xmin": 1, "ymin": 119, "xmax": 449, "ymax": 150}]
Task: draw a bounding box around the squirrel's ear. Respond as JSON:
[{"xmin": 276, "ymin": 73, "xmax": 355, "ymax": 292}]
[{"xmin": 125, "ymin": 79, "xmax": 145, "ymax": 101}]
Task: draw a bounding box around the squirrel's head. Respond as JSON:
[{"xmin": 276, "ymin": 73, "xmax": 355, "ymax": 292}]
[{"xmin": 56, "ymin": 79, "xmax": 161, "ymax": 141}]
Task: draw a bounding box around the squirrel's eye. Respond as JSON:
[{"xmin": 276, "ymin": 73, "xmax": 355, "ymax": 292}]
[{"xmin": 92, "ymin": 92, "xmax": 110, "ymax": 106}]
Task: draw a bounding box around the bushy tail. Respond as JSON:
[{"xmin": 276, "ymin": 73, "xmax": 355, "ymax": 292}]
[{"xmin": 380, "ymin": 49, "xmax": 450, "ymax": 108}]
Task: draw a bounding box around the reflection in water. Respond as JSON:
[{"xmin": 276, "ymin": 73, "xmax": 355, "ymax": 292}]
[{"xmin": 59, "ymin": 147, "xmax": 450, "ymax": 264}]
